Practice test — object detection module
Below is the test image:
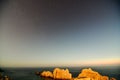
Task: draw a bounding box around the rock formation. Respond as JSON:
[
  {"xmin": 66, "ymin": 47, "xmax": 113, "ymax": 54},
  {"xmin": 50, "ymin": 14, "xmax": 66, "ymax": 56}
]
[
  {"xmin": 74, "ymin": 77, "xmax": 91, "ymax": 80},
  {"xmin": 53, "ymin": 68, "xmax": 72, "ymax": 79},
  {"xmin": 41, "ymin": 71, "xmax": 53, "ymax": 78},
  {"xmin": 77, "ymin": 68, "xmax": 109, "ymax": 80},
  {"xmin": 39, "ymin": 68, "xmax": 117, "ymax": 80},
  {"xmin": 40, "ymin": 68, "xmax": 72, "ymax": 79}
]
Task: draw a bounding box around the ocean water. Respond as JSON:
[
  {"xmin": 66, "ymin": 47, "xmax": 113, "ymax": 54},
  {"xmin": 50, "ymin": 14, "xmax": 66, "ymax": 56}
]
[{"xmin": 1, "ymin": 66, "xmax": 120, "ymax": 80}]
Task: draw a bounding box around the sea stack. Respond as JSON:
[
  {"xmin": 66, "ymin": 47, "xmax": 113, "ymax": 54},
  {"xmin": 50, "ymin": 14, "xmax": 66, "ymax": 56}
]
[
  {"xmin": 77, "ymin": 68, "xmax": 109, "ymax": 80},
  {"xmin": 53, "ymin": 68, "xmax": 72, "ymax": 79},
  {"xmin": 41, "ymin": 71, "xmax": 53, "ymax": 78},
  {"xmin": 40, "ymin": 68, "xmax": 72, "ymax": 79}
]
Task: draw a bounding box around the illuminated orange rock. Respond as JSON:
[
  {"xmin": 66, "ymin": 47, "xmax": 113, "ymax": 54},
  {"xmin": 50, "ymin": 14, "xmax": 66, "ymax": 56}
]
[
  {"xmin": 53, "ymin": 68, "xmax": 72, "ymax": 79},
  {"xmin": 101, "ymin": 76, "xmax": 109, "ymax": 80},
  {"xmin": 74, "ymin": 77, "xmax": 91, "ymax": 80},
  {"xmin": 41, "ymin": 71, "xmax": 53, "ymax": 78},
  {"xmin": 40, "ymin": 68, "xmax": 117, "ymax": 80},
  {"xmin": 77, "ymin": 68, "xmax": 109, "ymax": 80}
]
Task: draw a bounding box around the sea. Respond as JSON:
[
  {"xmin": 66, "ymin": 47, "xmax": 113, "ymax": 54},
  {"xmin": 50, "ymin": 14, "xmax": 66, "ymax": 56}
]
[{"xmin": 1, "ymin": 66, "xmax": 120, "ymax": 80}]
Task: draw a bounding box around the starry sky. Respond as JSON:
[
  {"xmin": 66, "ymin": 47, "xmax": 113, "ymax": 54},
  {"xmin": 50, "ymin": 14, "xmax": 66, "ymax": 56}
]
[{"xmin": 0, "ymin": 0, "xmax": 120, "ymax": 67}]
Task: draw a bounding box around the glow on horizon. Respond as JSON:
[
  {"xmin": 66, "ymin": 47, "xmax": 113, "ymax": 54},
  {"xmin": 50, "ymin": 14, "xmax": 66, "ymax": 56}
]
[{"xmin": 1, "ymin": 58, "xmax": 120, "ymax": 67}]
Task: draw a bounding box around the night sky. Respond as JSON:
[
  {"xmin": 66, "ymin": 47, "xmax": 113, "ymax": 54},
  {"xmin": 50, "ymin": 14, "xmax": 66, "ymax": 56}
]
[{"xmin": 0, "ymin": 0, "xmax": 120, "ymax": 67}]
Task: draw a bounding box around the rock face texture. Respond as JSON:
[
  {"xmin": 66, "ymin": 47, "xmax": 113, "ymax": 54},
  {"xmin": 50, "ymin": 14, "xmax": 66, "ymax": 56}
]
[
  {"xmin": 40, "ymin": 68, "xmax": 72, "ymax": 79},
  {"xmin": 74, "ymin": 77, "xmax": 91, "ymax": 80},
  {"xmin": 53, "ymin": 68, "xmax": 72, "ymax": 79},
  {"xmin": 77, "ymin": 68, "xmax": 109, "ymax": 80},
  {"xmin": 41, "ymin": 71, "xmax": 53, "ymax": 78}
]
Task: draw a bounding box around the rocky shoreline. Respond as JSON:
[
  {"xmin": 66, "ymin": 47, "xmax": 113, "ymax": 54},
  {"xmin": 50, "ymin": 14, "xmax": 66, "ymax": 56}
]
[
  {"xmin": 36, "ymin": 68, "xmax": 116, "ymax": 80},
  {"xmin": 0, "ymin": 67, "xmax": 117, "ymax": 80}
]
